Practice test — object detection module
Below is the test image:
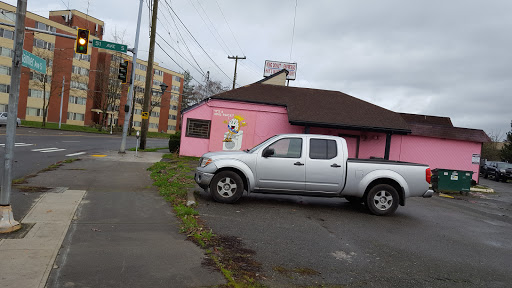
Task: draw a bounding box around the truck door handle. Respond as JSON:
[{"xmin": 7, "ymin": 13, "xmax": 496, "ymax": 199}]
[
  {"xmin": 331, "ymin": 163, "xmax": 341, "ymax": 168},
  {"xmin": 294, "ymin": 162, "xmax": 304, "ymax": 166}
]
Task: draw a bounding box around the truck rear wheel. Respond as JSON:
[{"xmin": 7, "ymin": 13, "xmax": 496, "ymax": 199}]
[
  {"xmin": 210, "ymin": 171, "xmax": 244, "ymax": 204},
  {"xmin": 365, "ymin": 184, "xmax": 399, "ymax": 216}
]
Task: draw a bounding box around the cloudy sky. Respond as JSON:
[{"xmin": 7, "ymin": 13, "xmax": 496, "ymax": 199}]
[{"xmin": 5, "ymin": 0, "xmax": 512, "ymax": 138}]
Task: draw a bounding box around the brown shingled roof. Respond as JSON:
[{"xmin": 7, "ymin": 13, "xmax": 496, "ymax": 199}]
[
  {"xmin": 399, "ymin": 113, "xmax": 454, "ymax": 127},
  {"xmin": 406, "ymin": 124, "xmax": 490, "ymax": 143},
  {"xmin": 211, "ymin": 83, "xmax": 411, "ymax": 134}
]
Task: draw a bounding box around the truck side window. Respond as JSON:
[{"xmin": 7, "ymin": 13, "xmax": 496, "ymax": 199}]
[
  {"xmin": 266, "ymin": 138, "xmax": 302, "ymax": 158},
  {"xmin": 310, "ymin": 139, "xmax": 337, "ymax": 160}
]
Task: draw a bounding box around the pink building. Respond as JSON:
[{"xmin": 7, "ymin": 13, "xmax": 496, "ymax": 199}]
[{"xmin": 180, "ymin": 70, "xmax": 489, "ymax": 181}]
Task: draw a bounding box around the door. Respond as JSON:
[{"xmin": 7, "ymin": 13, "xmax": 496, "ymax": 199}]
[
  {"xmin": 255, "ymin": 137, "xmax": 305, "ymax": 191},
  {"xmin": 305, "ymin": 138, "xmax": 345, "ymax": 192}
]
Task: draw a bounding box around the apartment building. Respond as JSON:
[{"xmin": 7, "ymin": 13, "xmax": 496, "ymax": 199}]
[{"xmin": 0, "ymin": 1, "xmax": 183, "ymax": 133}]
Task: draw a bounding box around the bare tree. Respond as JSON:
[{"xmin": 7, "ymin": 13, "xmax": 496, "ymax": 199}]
[
  {"xmin": 89, "ymin": 61, "xmax": 122, "ymax": 130},
  {"xmin": 482, "ymin": 130, "xmax": 505, "ymax": 161},
  {"xmin": 189, "ymin": 78, "xmax": 228, "ymax": 105}
]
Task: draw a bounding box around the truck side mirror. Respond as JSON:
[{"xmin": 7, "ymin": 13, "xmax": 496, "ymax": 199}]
[{"xmin": 263, "ymin": 148, "xmax": 275, "ymax": 158}]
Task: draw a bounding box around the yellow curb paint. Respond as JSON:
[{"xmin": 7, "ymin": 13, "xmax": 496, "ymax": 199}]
[
  {"xmin": 439, "ymin": 193, "xmax": 454, "ymax": 199},
  {"xmin": 91, "ymin": 155, "xmax": 107, "ymax": 157}
]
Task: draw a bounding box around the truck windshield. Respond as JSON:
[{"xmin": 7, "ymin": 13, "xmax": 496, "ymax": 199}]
[
  {"xmin": 498, "ymin": 162, "xmax": 512, "ymax": 169},
  {"xmin": 247, "ymin": 135, "xmax": 279, "ymax": 153}
]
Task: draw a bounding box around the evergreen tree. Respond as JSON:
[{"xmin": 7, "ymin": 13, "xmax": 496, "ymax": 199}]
[
  {"xmin": 501, "ymin": 127, "xmax": 512, "ymax": 162},
  {"xmin": 180, "ymin": 71, "xmax": 195, "ymax": 109}
]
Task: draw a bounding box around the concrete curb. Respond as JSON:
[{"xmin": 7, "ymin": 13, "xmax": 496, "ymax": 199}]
[
  {"xmin": 0, "ymin": 189, "xmax": 85, "ymax": 288},
  {"xmin": 470, "ymin": 187, "xmax": 495, "ymax": 193}
]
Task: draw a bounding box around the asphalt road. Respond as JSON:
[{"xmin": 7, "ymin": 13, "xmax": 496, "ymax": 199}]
[
  {"xmin": 195, "ymin": 179, "xmax": 512, "ymax": 287},
  {"xmin": 0, "ymin": 126, "xmax": 169, "ymax": 184}
]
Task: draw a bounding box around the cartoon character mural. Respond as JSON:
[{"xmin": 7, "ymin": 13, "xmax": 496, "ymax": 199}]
[{"xmin": 223, "ymin": 115, "xmax": 246, "ymax": 150}]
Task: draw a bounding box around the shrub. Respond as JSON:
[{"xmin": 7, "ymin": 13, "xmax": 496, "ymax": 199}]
[{"xmin": 169, "ymin": 131, "xmax": 181, "ymax": 153}]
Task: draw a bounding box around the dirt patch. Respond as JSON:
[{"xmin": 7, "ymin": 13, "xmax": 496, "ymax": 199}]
[
  {"xmin": 15, "ymin": 186, "xmax": 52, "ymax": 192},
  {"xmin": 200, "ymin": 234, "xmax": 263, "ymax": 285}
]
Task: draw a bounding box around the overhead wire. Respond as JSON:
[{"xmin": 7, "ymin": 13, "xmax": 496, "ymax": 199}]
[
  {"xmin": 156, "ymin": 31, "xmax": 205, "ymax": 77},
  {"xmin": 289, "ymin": 0, "xmax": 298, "ymax": 61},
  {"xmin": 155, "ymin": 41, "xmax": 202, "ymax": 85},
  {"xmin": 161, "ymin": 1, "xmax": 233, "ymax": 82},
  {"xmin": 195, "ymin": 0, "xmax": 233, "ymax": 55}
]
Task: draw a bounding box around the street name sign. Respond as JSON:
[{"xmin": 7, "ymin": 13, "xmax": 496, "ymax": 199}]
[
  {"xmin": 22, "ymin": 50, "xmax": 46, "ymax": 74},
  {"xmin": 92, "ymin": 39, "xmax": 127, "ymax": 53}
]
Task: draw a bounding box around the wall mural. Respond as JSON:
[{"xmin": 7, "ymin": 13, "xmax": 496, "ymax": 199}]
[{"xmin": 223, "ymin": 115, "xmax": 247, "ymax": 150}]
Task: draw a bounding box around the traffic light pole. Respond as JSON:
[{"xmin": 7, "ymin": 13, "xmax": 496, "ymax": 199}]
[
  {"xmin": 119, "ymin": 0, "xmax": 144, "ymax": 153},
  {"xmin": 0, "ymin": 0, "xmax": 27, "ymax": 233}
]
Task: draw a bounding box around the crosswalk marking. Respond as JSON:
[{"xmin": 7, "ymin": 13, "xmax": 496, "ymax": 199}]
[
  {"xmin": 66, "ymin": 152, "xmax": 86, "ymax": 157},
  {"xmin": 0, "ymin": 143, "xmax": 35, "ymax": 147},
  {"xmin": 31, "ymin": 147, "xmax": 67, "ymax": 153},
  {"xmin": 40, "ymin": 149, "xmax": 66, "ymax": 153}
]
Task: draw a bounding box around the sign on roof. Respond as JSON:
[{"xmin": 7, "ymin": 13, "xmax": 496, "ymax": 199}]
[{"xmin": 264, "ymin": 60, "xmax": 297, "ymax": 80}]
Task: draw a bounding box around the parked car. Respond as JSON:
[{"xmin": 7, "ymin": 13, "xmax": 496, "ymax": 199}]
[
  {"xmin": 485, "ymin": 161, "xmax": 512, "ymax": 182},
  {"xmin": 481, "ymin": 160, "xmax": 495, "ymax": 177},
  {"xmin": 195, "ymin": 134, "xmax": 433, "ymax": 216},
  {"xmin": 0, "ymin": 112, "xmax": 21, "ymax": 127}
]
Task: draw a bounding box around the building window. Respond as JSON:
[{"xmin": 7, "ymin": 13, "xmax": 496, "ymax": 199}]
[
  {"xmin": 69, "ymin": 96, "xmax": 87, "ymax": 105},
  {"xmin": 26, "ymin": 107, "xmax": 45, "ymax": 116},
  {"xmin": 67, "ymin": 112, "xmax": 85, "ymax": 121},
  {"xmin": 168, "ymin": 125, "xmax": 176, "ymax": 131},
  {"xmin": 170, "ymin": 105, "xmax": 177, "ymax": 111},
  {"xmin": 168, "ymin": 114, "xmax": 176, "ymax": 120},
  {"xmin": 70, "ymin": 80, "xmax": 88, "ymax": 90},
  {"xmin": 33, "ymin": 38, "xmax": 54, "ymax": 51},
  {"xmin": 111, "ymin": 55, "xmax": 124, "ymax": 63},
  {"xmin": 0, "ymin": 28, "xmax": 14, "ymax": 40},
  {"xmin": 0, "ymin": 65, "xmax": 11, "ymax": 75},
  {"xmin": 171, "ymin": 85, "xmax": 180, "ymax": 92},
  {"xmin": 0, "ymin": 9, "xmax": 16, "ymax": 23},
  {"xmin": 35, "ymin": 21, "xmax": 56, "ymax": 33},
  {"xmin": 150, "ymin": 111, "xmax": 160, "ymax": 117},
  {"xmin": 134, "ymin": 86, "xmax": 145, "ymax": 93},
  {"xmin": 0, "ymin": 84, "xmax": 10, "ymax": 93},
  {"xmin": 186, "ymin": 118, "xmax": 210, "ymax": 139},
  {"xmin": 0, "ymin": 47, "xmax": 13, "ymax": 58},
  {"xmin": 173, "ymin": 76, "xmax": 181, "ymax": 82},
  {"xmin": 134, "ymin": 74, "xmax": 145, "ymax": 82},
  {"xmin": 74, "ymin": 52, "xmax": 90, "ymax": 62},
  {"xmin": 149, "ymin": 123, "xmax": 159, "ymax": 129},
  {"xmin": 153, "ymin": 79, "xmax": 163, "ymax": 86},
  {"xmin": 72, "ymin": 66, "xmax": 89, "ymax": 76},
  {"xmin": 136, "ymin": 63, "xmax": 147, "ymax": 71},
  {"xmin": 154, "ymin": 69, "xmax": 163, "ymax": 76},
  {"xmin": 309, "ymin": 139, "xmax": 337, "ymax": 160},
  {"xmin": 170, "ymin": 95, "xmax": 178, "ymax": 102},
  {"xmin": 28, "ymin": 89, "xmax": 50, "ymax": 99},
  {"xmin": 29, "ymin": 72, "xmax": 51, "ymax": 83},
  {"xmin": 133, "ymin": 121, "xmax": 141, "ymax": 127}
]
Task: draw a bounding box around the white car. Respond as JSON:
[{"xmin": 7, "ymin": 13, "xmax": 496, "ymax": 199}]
[{"xmin": 0, "ymin": 112, "xmax": 21, "ymax": 127}]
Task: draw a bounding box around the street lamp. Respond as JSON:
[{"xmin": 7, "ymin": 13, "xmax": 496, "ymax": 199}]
[{"xmin": 159, "ymin": 83, "xmax": 168, "ymax": 94}]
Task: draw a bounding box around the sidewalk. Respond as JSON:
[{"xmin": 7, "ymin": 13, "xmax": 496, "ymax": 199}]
[{"xmin": 0, "ymin": 151, "xmax": 225, "ymax": 288}]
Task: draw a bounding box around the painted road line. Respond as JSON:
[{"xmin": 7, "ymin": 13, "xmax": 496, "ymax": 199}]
[
  {"xmin": 62, "ymin": 141, "xmax": 81, "ymax": 143},
  {"xmin": 40, "ymin": 149, "xmax": 66, "ymax": 153},
  {"xmin": 91, "ymin": 155, "xmax": 107, "ymax": 157},
  {"xmin": 32, "ymin": 147, "xmax": 60, "ymax": 151},
  {"xmin": 66, "ymin": 152, "xmax": 86, "ymax": 157},
  {"xmin": 0, "ymin": 143, "xmax": 34, "ymax": 147}
]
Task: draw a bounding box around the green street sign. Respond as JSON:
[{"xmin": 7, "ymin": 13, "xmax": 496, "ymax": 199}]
[
  {"xmin": 92, "ymin": 39, "xmax": 127, "ymax": 53},
  {"xmin": 22, "ymin": 50, "xmax": 46, "ymax": 74}
]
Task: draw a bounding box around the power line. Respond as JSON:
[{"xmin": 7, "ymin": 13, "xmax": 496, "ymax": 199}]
[
  {"xmin": 155, "ymin": 41, "xmax": 202, "ymax": 85},
  {"xmin": 156, "ymin": 32, "xmax": 205, "ymax": 77},
  {"xmin": 214, "ymin": 0, "xmax": 245, "ymax": 56},
  {"xmin": 162, "ymin": 1, "xmax": 232, "ymax": 82},
  {"xmin": 289, "ymin": 0, "xmax": 298, "ymax": 61}
]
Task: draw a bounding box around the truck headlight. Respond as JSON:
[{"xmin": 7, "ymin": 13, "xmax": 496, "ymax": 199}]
[
  {"xmin": 200, "ymin": 158, "xmax": 212, "ymax": 167},
  {"xmin": 500, "ymin": 169, "xmax": 506, "ymax": 173}
]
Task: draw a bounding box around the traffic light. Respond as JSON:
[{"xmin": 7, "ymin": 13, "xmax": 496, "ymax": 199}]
[
  {"xmin": 75, "ymin": 28, "xmax": 89, "ymax": 54},
  {"xmin": 118, "ymin": 60, "xmax": 129, "ymax": 83}
]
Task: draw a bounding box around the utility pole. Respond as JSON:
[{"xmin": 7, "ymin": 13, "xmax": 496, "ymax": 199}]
[
  {"xmin": 59, "ymin": 76, "xmax": 65, "ymax": 129},
  {"xmin": 140, "ymin": 0, "xmax": 159, "ymax": 150},
  {"xmin": 119, "ymin": 0, "xmax": 144, "ymax": 153},
  {"xmin": 228, "ymin": 55, "xmax": 245, "ymax": 90},
  {"xmin": 0, "ymin": 0, "xmax": 27, "ymax": 233}
]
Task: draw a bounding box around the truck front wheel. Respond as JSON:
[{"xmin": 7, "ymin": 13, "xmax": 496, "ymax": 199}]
[
  {"xmin": 365, "ymin": 184, "xmax": 399, "ymax": 216},
  {"xmin": 210, "ymin": 171, "xmax": 244, "ymax": 204}
]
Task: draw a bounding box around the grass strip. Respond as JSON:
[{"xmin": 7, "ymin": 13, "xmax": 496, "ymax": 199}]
[
  {"xmin": 127, "ymin": 147, "xmax": 168, "ymax": 152},
  {"xmin": 148, "ymin": 153, "xmax": 264, "ymax": 288}
]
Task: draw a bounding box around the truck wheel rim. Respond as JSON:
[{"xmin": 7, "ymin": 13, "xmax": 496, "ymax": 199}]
[
  {"xmin": 373, "ymin": 190, "xmax": 393, "ymax": 211},
  {"xmin": 217, "ymin": 177, "xmax": 236, "ymax": 198}
]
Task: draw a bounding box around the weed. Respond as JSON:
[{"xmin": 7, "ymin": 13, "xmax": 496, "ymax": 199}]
[
  {"xmin": 174, "ymin": 204, "xmax": 199, "ymax": 217},
  {"xmin": 127, "ymin": 147, "xmax": 167, "ymax": 152}
]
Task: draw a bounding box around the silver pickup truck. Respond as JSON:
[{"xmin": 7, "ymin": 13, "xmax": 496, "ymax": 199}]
[{"xmin": 195, "ymin": 134, "xmax": 433, "ymax": 215}]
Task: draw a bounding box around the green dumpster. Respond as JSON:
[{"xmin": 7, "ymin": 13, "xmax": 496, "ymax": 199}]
[{"xmin": 432, "ymin": 169, "xmax": 474, "ymax": 195}]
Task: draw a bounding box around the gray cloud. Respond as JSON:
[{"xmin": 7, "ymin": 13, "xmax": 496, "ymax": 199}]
[{"xmin": 6, "ymin": 0, "xmax": 512, "ymax": 138}]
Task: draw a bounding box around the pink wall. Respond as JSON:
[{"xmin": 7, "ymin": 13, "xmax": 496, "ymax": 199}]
[
  {"xmin": 180, "ymin": 100, "xmax": 482, "ymax": 181},
  {"xmin": 389, "ymin": 135, "xmax": 481, "ymax": 181},
  {"xmin": 180, "ymin": 100, "xmax": 301, "ymax": 157}
]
